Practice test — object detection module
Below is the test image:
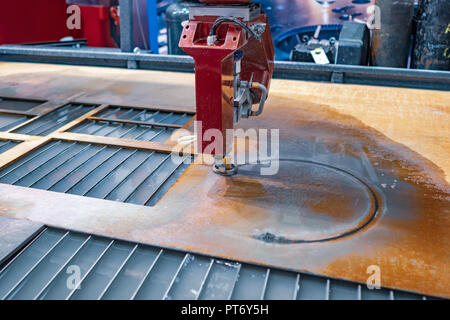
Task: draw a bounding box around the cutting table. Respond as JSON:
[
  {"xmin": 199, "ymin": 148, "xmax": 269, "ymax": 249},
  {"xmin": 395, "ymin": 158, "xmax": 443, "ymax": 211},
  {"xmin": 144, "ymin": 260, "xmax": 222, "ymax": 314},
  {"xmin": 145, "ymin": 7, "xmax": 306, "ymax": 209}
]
[{"xmin": 0, "ymin": 62, "xmax": 448, "ymax": 298}]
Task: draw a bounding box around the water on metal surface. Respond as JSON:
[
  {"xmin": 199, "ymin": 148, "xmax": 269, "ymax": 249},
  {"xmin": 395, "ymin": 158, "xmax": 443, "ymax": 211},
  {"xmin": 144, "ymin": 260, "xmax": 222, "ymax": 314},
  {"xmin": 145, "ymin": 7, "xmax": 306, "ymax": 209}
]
[{"xmin": 0, "ymin": 228, "xmax": 431, "ymax": 300}]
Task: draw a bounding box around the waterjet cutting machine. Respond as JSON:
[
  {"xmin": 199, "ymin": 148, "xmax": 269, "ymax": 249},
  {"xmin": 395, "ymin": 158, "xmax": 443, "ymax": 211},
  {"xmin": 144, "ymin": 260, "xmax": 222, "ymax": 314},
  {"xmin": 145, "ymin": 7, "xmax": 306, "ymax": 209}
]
[{"xmin": 179, "ymin": 0, "xmax": 275, "ymax": 175}]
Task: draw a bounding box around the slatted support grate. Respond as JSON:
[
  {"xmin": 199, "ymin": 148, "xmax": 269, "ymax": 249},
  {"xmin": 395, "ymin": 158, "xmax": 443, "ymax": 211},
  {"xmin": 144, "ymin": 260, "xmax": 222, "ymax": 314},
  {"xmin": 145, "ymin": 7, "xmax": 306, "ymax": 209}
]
[
  {"xmin": 68, "ymin": 106, "xmax": 193, "ymax": 143},
  {"xmin": 70, "ymin": 120, "xmax": 178, "ymax": 143},
  {"xmin": 0, "ymin": 140, "xmax": 19, "ymax": 154},
  {"xmin": 0, "ymin": 113, "xmax": 30, "ymax": 132},
  {"xmin": 0, "ymin": 140, "xmax": 192, "ymax": 207},
  {"xmin": 0, "ymin": 228, "xmax": 433, "ymax": 300},
  {"xmin": 12, "ymin": 104, "xmax": 96, "ymax": 136},
  {"xmin": 96, "ymin": 106, "xmax": 192, "ymax": 126}
]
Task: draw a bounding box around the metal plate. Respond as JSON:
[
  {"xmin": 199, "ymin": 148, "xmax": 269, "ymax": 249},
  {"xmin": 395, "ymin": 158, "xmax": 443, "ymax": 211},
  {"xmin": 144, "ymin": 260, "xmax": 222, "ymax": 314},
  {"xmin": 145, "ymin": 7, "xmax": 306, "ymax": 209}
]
[
  {"xmin": 0, "ymin": 140, "xmax": 191, "ymax": 207},
  {"xmin": 0, "ymin": 97, "xmax": 42, "ymax": 112},
  {"xmin": 0, "ymin": 216, "xmax": 44, "ymax": 265},
  {"xmin": 13, "ymin": 104, "xmax": 95, "ymax": 136},
  {"xmin": 231, "ymin": 159, "xmax": 380, "ymax": 243},
  {"xmin": 0, "ymin": 228, "xmax": 430, "ymax": 300}
]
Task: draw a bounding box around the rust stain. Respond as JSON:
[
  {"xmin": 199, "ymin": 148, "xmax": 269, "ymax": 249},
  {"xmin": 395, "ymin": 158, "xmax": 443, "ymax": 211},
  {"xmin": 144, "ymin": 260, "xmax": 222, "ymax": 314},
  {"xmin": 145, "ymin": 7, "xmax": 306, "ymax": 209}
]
[{"xmin": 213, "ymin": 177, "xmax": 267, "ymax": 198}]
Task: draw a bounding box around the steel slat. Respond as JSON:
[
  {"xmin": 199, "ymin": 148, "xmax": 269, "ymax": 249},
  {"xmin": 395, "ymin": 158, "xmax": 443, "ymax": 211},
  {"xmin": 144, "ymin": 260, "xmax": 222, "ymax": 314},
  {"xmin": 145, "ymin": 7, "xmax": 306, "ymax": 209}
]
[
  {"xmin": 195, "ymin": 259, "xmax": 215, "ymax": 300},
  {"xmin": 2, "ymin": 231, "xmax": 70, "ymax": 300},
  {"xmin": 69, "ymin": 241, "xmax": 134, "ymax": 300},
  {"xmin": 227, "ymin": 263, "xmax": 242, "ymax": 300},
  {"xmin": 263, "ymin": 269, "xmax": 299, "ymax": 300},
  {"xmin": 197, "ymin": 260, "xmax": 242, "ymax": 300},
  {"xmin": 130, "ymin": 249, "xmax": 164, "ymax": 300},
  {"xmin": 0, "ymin": 228, "xmax": 434, "ymax": 301},
  {"xmin": 30, "ymin": 105, "xmax": 85, "ymax": 136},
  {"xmin": 143, "ymin": 155, "xmax": 190, "ymax": 206},
  {"xmin": 230, "ymin": 264, "xmax": 268, "ymax": 300},
  {"xmin": 8, "ymin": 232, "xmax": 89, "ymax": 300},
  {"xmin": 4, "ymin": 142, "xmax": 74, "ymax": 185},
  {"xmin": 66, "ymin": 148, "xmax": 136, "ymax": 196},
  {"xmin": 260, "ymin": 269, "xmax": 271, "ymax": 300},
  {"xmin": 103, "ymin": 151, "xmax": 158, "ymax": 201},
  {"xmin": 101, "ymin": 246, "xmax": 162, "ymax": 300},
  {"xmin": 0, "ymin": 140, "xmax": 18, "ymax": 154},
  {"xmin": 15, "ymin": 105, "xmax": 83, "ymax": 136},
  {"xmin": 0, "ymin": 141, "xmax": 62, "ymax": 180},
  {"xmin": 33, "ymin": 236, "xmax": 92, "ymax": 300},
  {"xmin": 31, "ymin": 144, "xmax": 100, "ymax": 189},
  {"xmin": 80, "ymin": 149, "xmax": 140, "ymax": 197},
  {"xmin": 133, "ymin": 250, "xmax": 186, "ymax": 300},
  {"xmin": 97, "ymin": 245, "xmax": 139, "ymax": 300},
  {"xmin": 162, "ymin": 254, "xmax": 191, "ymax": 300},
  {"xmin": 14, "ymin": 143, "xmax": 83, "ymax": 187},
  {"xmin": 119, "ymin": 153, "xmax": 171, "ymax": 203},
  {"xmin": 65, "ymin": 240, "xmax": 115, "ymax": 300},
  {"xmin": 50, "ymin": 146, "xmax": 119, "ymax": 193},
  {"xmin": 0, "ymin": 114, "xmax": 29, "ymax": 132}
]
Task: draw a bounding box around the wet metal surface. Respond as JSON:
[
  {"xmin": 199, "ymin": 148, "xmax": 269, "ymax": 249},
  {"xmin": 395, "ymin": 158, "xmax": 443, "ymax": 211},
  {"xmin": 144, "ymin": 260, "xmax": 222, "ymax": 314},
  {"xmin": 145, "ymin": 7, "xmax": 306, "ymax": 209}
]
[
  {"xmin": 0, "ymin": 227, "xmax": 431, "ymax": 300},
  {"xmin": 0, "ymin": 63, "xmax": 448, "ymax": 298}
]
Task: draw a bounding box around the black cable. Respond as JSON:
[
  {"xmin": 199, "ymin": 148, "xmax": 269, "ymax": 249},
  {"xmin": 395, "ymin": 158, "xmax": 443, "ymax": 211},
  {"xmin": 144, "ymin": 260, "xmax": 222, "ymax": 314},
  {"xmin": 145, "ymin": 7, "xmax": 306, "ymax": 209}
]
[{"xmin": 209, "ymin": 16, "xmax": 260, "ymax": 40}]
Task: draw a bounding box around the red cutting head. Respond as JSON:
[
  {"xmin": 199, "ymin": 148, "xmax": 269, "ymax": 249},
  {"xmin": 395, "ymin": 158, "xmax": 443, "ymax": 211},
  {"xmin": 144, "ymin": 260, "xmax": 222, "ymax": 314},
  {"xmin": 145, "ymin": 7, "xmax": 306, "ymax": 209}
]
[{"xmin": 179, "ymin": 2, "xmax": 274, "ymax": 157}]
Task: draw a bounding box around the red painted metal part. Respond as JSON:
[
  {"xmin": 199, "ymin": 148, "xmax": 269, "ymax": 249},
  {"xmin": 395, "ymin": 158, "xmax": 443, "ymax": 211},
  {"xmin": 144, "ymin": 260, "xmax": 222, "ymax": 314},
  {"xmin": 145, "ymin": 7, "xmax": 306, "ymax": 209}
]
[
  {"xmin": 78, "ymin": 6, "xmax": 117, "ymax": 48},
  {"xmin": 179, "ymin": 9, "xmax": 274, "ymax": 156},
  {"xmin": 0, "ymin": 1, "xmax": 69, "ymax": 45},
  {"xmin": 0, "ymin": 1, "xmax": 116, "ymax": 48}
]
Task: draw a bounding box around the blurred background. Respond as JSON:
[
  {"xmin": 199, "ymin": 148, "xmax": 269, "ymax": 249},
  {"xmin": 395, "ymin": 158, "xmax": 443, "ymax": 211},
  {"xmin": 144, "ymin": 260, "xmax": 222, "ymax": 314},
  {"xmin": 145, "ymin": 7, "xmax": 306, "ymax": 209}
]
[{"xmin": 0, "ymin": 0, "xmax": 448, "ymax": 70}]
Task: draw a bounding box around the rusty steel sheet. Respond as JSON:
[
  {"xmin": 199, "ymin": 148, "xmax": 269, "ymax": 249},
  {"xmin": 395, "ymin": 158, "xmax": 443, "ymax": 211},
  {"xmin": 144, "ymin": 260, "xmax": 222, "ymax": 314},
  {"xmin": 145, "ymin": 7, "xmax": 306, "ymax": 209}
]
[{"xmin": 0, "ymin": 63, "xmax": 448, "ymax": 298}]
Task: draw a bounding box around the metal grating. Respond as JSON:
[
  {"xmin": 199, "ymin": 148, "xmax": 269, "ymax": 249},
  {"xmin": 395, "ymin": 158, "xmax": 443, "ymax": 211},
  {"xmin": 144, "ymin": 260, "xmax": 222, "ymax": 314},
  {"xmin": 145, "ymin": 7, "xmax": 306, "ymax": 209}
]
[
  {"xmin": 0, "ymin": 140, "xmax": 191, "ymax": 207},
  {"xmin": 70, "ymin": 120, "xmax": 177, "ymax": 143},
  {"xmin": 0, "ymin": 140, "xmax": 19, "ymax": 154},
  {"xmin": 0, "ymin": 97, "xmax": 42, "ymax": 111},
  {"xmin": 0, "ymin": 113, "xmax": 30, "ymax": 132},
  {"xmin": 0, "ymin": 228, "xmax": 432, "ymax": 300},
  {"xmin": 96, "ymin": 107, "xmax": 192, "ymax": 126},
  {"xmin": 12, "ymin": 104, "xmax": 95, "ymax": 136}
]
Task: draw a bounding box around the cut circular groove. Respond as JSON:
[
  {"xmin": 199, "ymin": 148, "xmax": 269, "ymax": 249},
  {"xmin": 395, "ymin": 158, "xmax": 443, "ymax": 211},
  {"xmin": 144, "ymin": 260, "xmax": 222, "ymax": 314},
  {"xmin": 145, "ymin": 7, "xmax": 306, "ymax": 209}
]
[{"xmin": 214, "ymin": 158, "xmax": 381, "ymax": 244}]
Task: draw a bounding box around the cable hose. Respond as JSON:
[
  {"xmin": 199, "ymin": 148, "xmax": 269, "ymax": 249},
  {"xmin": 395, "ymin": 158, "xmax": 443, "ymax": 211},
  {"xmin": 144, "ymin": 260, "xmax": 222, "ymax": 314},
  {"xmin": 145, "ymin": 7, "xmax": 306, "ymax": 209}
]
[{"xmin": 209, "ymin": 16, "xmax": 260, "ymax": 40}]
